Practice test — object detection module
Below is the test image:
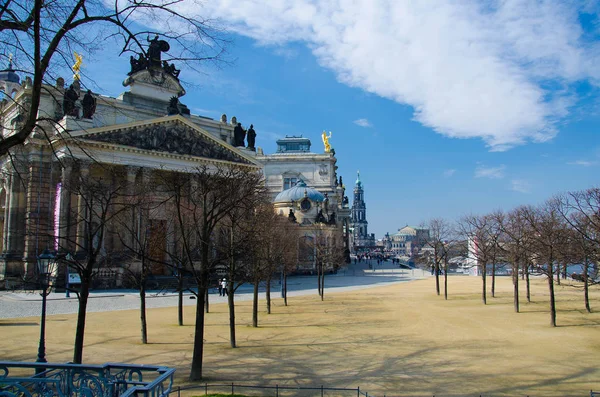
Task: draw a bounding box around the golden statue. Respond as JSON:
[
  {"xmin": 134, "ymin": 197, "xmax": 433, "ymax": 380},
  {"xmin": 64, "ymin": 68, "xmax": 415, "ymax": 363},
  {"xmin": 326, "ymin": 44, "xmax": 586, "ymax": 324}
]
[
  {"xmin": 322, "ymin": 130, "xmax": 332, "ymax": 153},
  {"xmin": 72, "ymin": 52, "xmax": 83, "ymax": 81}
]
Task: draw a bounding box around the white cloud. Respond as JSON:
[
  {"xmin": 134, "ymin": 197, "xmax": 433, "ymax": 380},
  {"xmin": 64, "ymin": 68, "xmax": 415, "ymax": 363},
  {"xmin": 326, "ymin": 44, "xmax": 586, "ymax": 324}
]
[
  {"xmin": 475, "ymin": 165, "xmax": 506, "ymax": 179},
  {"xmin": 123, "ymin": 1, "xmax": 600, "ymax": 150},
  {"xmin": 443, "ymin": 169, "xmax": 456, "ymax": 178},
  {"xmin": 353, "ymin": 118, "xmax": 372, "ymax": 128},
  {"xmin": 511, "ymin": 179, "xmax": 531, "ymax": 194},
  {"xmin": 568, "ymin": 160, "xmax": 598, "ymax": 166}
]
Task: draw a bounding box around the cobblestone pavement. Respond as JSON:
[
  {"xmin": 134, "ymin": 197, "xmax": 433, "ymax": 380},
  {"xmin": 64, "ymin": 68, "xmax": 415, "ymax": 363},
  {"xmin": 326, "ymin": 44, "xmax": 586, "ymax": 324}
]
[{"xmin": 0, "ymin": 262, "xmax": 428, "ymax": 319}]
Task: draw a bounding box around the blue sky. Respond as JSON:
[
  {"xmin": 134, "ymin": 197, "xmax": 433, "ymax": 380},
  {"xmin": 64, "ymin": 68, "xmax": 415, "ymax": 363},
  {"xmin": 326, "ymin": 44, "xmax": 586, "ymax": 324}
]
[{"xmin": 80, "ymin": 0, "xmax": 599, "ymax": 238}]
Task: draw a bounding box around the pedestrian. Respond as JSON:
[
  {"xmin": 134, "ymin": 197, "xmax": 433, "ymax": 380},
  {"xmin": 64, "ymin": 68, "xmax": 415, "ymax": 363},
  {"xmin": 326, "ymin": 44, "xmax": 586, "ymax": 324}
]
[
  {"xmin": 221, "ymin": 278, "xmax": 228, "ymax": 296},
  {"xmin": 218, "ymin": 279, "xmax": 223, "ymax": 296}
]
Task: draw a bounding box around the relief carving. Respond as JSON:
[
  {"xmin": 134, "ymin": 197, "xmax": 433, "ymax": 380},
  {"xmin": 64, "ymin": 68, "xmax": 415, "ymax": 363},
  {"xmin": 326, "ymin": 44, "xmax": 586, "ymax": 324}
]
[{"xmin": 85, "ymin": 123, "xmax": 252, "ymax": 164}]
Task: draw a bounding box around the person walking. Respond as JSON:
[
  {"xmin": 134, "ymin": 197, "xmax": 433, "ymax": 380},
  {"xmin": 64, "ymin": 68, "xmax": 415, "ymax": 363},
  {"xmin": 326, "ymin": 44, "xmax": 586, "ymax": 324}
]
[
  {"xmin": 218, "ymin": 279, "xmax": 223, "ymax": 296},
  {"xmin": 221, "ymin": 278, "xmax": 228, "ymax": 296}
]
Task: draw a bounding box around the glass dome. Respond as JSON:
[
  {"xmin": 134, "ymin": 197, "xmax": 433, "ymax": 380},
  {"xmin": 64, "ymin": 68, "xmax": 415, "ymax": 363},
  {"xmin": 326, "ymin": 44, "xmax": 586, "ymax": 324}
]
[{"xmin": 274, "ymin": 179, "xmax": 325, "ymax": 203}]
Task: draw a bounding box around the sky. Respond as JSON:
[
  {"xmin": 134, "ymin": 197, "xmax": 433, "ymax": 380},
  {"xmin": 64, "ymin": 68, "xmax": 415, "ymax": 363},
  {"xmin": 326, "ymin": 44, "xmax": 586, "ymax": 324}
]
[{"xmin": 80, "ymin": 0, "xmax": 600, "ymax": 238}]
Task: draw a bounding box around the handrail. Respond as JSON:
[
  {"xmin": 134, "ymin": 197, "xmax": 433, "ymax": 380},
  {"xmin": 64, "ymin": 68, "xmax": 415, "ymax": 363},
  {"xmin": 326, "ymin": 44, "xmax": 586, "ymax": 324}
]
[{"xmin": 0, "ymin": 361, "xmax": 175, "ymax": 397}]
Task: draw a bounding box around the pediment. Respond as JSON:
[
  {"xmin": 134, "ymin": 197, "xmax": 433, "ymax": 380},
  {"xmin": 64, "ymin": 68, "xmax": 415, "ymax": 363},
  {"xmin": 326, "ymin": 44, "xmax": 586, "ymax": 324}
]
[{"xmin": 77, "ymin": 117, "xmax": 256, "ymax": 166}]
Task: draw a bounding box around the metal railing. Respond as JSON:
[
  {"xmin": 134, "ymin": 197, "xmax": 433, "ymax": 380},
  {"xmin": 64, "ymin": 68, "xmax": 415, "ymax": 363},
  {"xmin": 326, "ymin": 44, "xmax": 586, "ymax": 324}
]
[
  {"xmin": 174, "ymin": 383, "xmax": 379, "ymax": 397},
  {"xmin": 0, "ymin": 361, "xmax": 175, "ymax": 397}
]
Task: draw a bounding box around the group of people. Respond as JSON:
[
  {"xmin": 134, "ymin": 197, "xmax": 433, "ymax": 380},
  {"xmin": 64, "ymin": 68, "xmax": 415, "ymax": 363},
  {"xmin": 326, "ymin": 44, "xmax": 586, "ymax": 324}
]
[{"xmin": 217, "ymin": 278, "xmax": 229, "ymax": 296}]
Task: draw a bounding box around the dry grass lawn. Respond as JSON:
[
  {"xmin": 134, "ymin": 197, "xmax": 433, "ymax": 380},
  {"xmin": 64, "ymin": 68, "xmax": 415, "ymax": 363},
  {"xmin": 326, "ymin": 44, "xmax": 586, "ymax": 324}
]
[{"xmin": 1, "ymin": 275, "xmax": 599, "ymax": 397}]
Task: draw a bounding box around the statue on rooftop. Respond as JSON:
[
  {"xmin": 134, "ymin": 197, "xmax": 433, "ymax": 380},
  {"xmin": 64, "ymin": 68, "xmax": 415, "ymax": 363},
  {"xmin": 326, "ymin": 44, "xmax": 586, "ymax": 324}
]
[
  {"xmin": 129, "ymin": 53, "xmax": 147, "ymax": 75},
  {"xmin": 82, "ymin": 90, "xmax": 96, "ymax": 119},
  {"xmin": 233, "ymin": 122, "xmax": 246, "ymax": 147},
  {"xmin": 322, "ymin": 130, "xmax": 332, "ymax": 153},
  {"xmin": 246, "ymin": 124, "xmax": 256, "ymax": 150},
  {"xmin": 288, "ymin": 209, "xmax": 297, "ymax": 223},
  {"xmin": 63, "ymin": 84, "xmax": 79, "ymax": 117},
  {"xmin": 147, "ymin": 34, "xmax": 170, "ymax": 67}
]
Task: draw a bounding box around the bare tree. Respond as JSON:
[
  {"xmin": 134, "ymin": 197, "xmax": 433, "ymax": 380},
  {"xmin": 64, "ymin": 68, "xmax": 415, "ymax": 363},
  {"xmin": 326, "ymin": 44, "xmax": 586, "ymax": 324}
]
[
  {"xmin": 422, "ymin": 218, "xmax": 452, "ymax": 296},
  {"xmin": 113, "ymin": 181, "xmax": 174, "ymax": 344},
  {"xmin": 520, "ymin": 201, "xmax": 568, "ymax": 327},
  {"xmin": 164, "ymin": 164, "xmax": 263, "ymax": 380},
  {"xmin": 0, "ymin": 0, "xmax": 229, "ymax": 155},
  {"xmin": 59, "ymin": 164, "xmax": 128, "ymax": 363},
  {"xmin": 459, "ymin": 214, "xmax": 501, "ymax": 305},
  {"xmin": 278, "ymin": 217, "xmax": 300, "ymax": 307},
  {"xmin": 495, "ymin": 208, "xmax": 531, "ymax": 312},
  {"xmin": 563, "ymin": 213, "xmax": 597, "ymax": 312}
]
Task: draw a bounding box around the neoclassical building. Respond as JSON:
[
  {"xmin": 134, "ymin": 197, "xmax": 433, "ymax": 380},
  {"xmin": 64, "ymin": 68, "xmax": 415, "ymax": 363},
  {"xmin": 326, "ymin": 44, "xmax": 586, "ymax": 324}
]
[
  {"xmin": 0, "ymin": 50, "xmax": 350, "ymax": 280},
  {"xmin": 388, "ymin": 226, "xmax": 430, "ymax": 259}
]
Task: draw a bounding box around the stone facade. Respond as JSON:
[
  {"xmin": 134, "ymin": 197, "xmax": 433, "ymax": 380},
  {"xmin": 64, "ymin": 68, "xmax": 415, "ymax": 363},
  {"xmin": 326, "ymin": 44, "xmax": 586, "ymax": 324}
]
[{"xmin": 0, "ymin": 56, "xmax": 350, "ymax": 280}]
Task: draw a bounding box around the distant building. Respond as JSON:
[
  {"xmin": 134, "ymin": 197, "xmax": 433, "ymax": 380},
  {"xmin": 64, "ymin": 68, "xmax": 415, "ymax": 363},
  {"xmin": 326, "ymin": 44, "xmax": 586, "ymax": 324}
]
[
  {"xmin": 389, "ymin": 226, "xmax": 430, "ymax": 258},
  {"xmin": 349, "ymin": 171, "xmax": 375, "ymax": 252}
]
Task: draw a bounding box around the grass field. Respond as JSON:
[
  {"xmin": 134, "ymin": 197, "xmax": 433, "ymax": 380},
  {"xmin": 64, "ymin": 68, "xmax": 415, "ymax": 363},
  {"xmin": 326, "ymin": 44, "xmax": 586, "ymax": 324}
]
[{"xmin": 1, "ymin": 274, "xmax": 599, "ymax": 397}]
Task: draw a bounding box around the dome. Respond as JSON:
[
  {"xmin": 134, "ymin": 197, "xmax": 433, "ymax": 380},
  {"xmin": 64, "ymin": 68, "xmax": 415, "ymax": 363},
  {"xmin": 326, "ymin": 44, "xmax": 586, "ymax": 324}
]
[
  {"xmin": 355, "ymin": 170, "xmax": 362, "ymax": 187},
  {"xmin": 274, "ymin": 179, "xmax": 325, "ymax": 203},
  {"xmin": 0, "ymin": 61, "xmax": 20, "ymax": 84}
]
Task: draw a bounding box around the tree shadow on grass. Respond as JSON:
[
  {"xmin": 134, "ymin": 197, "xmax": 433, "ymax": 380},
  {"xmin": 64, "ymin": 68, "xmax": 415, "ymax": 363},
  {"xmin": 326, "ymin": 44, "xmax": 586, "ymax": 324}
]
[{"xmin": 0, "ymin": 321, "xmax": 38, "ymax": 326}]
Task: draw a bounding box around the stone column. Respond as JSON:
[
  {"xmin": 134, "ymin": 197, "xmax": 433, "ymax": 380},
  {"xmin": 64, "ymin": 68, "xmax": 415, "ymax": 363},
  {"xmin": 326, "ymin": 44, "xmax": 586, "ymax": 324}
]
[
  {"xmin": 57, "ymin": 162, "xmax": 73, "ymax": 251},
  {"xmin": 126, "ymin": 166, "xmax": 139, "ymax": 250},
  {"xmin": 75, "ymin": 164, "xmax": 90, "ymax": 254},
  {"xmin": 5, "ymin": 172, "xmax": 22, "ymax": 255},
  {"xmin": 3, "ymin": 174, "xmax": 13, "ymax": 253}
]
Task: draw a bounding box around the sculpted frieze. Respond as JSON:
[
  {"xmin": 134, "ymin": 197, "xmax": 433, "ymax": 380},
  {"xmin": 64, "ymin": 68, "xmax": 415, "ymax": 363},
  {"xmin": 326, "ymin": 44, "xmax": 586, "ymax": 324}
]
[{"xmin": 85, "ymin": 123, "xmax": 251, "ymax": 164}]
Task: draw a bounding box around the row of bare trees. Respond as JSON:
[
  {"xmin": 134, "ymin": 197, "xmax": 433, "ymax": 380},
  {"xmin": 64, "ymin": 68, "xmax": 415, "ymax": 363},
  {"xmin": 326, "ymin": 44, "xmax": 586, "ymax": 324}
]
[
  {"xmin": 420, "ymin": 187, "xmax": 599, "ymax": 327},
  {"xmin": 47, "ymin": 162, "xmax": 343, "ymax": 380}
]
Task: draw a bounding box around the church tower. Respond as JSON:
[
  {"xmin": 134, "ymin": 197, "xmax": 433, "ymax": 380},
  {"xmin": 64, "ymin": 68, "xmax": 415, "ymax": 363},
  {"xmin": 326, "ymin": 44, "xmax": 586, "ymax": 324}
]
[{"xmin": 350, "ymin": 171, "xmax": 374, "ymax": 251}]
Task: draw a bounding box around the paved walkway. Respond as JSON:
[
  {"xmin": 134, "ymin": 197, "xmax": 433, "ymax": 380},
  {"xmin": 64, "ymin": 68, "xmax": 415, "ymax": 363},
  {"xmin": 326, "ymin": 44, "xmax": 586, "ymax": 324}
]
[{"xmin": 0, "ymin": 261, "xmax": 429, "ymax": 319}]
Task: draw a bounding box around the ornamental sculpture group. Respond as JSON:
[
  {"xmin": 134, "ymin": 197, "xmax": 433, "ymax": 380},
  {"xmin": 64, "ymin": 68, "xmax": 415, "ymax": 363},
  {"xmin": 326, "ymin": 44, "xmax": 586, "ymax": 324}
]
[
  {"xmin": 129, "ymin": 35, "xmax": 180, "ymax": 79},
  {"xmin": 233, "ymin": 123, "xmax": 256, "ymax": 150},
  {"xmin": 223, "ymin": 114, "xmax": 257, "ymax": 151},
  {"xmin": 63, "ymin": 85, "xmax": 96, "ymax": 120}
]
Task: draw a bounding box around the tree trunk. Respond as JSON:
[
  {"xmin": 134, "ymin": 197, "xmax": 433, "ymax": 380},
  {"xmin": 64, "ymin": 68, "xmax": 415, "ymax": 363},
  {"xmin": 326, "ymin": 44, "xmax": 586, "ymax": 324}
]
[
  {"xmin": 584, "ymin": 262, "xmax": 591, "ymax": 313},
  {"xmin": 283, "ymin": 272, "xmax": 288, "ymax": 306},
  {"xmin": 73, "ymin": 280, "xmax": 90, "ymax": 364},
  {"xmin": 321, "ymin": 268, "xmax": 325, "ymax": 301},
  {"xmin": 317, "ymin": 263, "xmax": 322, "ymax": 298},
  {"xmin": 252, "ymin": 279, "xmax": 259, "ymax": 327},
  {"xmin": 435, "ymin": 261, "xmax": 440, "ymax": 296},
  {"xmin": 140, "ymin": 285, "xmax": 148, "ymax": 344},
  {"xmin": 189, "ymin": 279, "xmax": 207, "ymax": 381},
  {"xmin": 562, "ymin": 263, "xmax": 567, "ymax": 280},
  {"xmin": 491, "ymin": 263, "xmax": 496, "ymax": 298},
  {"xmin": 228, "ymin": 285, "xmax": 236, "ymax": 348},
  {"xmin": 525, "ymin": 264, "xmax": 531, "ymax": 303},
  {"xmin": 178, "ymin": 274, "xmax": 184, "ymax": 326},
  {"xmin": 481, "ymin": 263, "xmax": 487, "ymax": 305},
  {"xmin": 266, "ymin": 274, "xmax": 272, "ymax": 314},
  {"xmin": 556, "ymin": 264, "xmax": 560, "ymax": 285},
  {"xmin": 443, "ymin": 268, "xmax": 448, "ymax": 300},
  {"xmin": 512, "ymin": 263, "xmax": 519, "ymax": 313},
  {"xmin": 204, "ymin": 285, "xmax": 209, "ymax": 313},
  {"xmin": 548, "ymin": 264, "xmax": 557, "ymax": 327}
]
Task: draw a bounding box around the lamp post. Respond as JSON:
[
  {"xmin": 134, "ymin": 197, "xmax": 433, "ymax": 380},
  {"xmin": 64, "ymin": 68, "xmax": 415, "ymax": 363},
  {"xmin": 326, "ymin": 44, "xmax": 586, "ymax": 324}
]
[{"xmin": 36, "ymin": 249, "xmax": 56, "ymax": 370}]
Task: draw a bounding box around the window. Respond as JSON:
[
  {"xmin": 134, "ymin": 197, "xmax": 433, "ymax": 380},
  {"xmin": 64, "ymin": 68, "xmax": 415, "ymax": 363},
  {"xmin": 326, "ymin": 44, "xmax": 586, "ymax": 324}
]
[{"xmin": 284, "ymin": 177, "xmax": 298, "ymax": 190}]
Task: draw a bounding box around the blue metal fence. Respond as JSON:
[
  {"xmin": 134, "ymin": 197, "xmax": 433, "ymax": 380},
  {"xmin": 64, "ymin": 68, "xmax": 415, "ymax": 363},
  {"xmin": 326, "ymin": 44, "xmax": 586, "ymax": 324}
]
[{"xmin": 0, "ymin": 361, "xmax": 174, "ymax": 397}]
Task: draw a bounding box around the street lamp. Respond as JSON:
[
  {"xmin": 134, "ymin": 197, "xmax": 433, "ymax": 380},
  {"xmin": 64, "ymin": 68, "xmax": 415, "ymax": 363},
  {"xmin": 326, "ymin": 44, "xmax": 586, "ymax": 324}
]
[{"xmin": 36, "ymin": 249, "xmax": 57, "ymax": 369}]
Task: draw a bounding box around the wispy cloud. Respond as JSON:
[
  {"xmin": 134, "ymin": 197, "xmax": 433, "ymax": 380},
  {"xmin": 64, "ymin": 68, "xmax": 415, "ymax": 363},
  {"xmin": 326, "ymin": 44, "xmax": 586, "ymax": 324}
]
[
  {"xmin": 353, "ymin": 118, "xmax": 372, "ymax": 128},
  {"xmin": 159, "ymin": 1, "xmax": 600, "ymax": 151},
  {"xmin": 511, "ymin": 179, "xmax": 531, "ymax": 194},
  {"xmin": 568, "ymin": 160, "xmax": 598, "ymax": 167},
  {"xmin": 475, "ymin": 165, "xmax": 506, "ymax": 179},
  {"xmin": 443, "ymin": 169, "xmax": 456, "ymax": 178}
]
